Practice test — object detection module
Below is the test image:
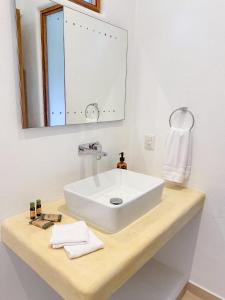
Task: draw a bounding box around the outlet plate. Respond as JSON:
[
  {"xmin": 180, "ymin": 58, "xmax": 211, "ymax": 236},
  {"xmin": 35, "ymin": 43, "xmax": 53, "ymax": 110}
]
[{"xmin": 145, "ymin": 135, "xmax": 155, "ymax": 151}]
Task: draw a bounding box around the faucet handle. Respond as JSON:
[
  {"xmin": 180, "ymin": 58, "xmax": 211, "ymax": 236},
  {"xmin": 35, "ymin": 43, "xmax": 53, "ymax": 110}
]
[{"xmin": 90, "ymin": 142, "xmax": 101, "ymax": 151}]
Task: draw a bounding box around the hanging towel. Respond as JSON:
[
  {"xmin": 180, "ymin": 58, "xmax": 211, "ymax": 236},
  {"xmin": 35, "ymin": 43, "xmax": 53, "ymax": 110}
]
[
  {"xmin": 163, "ymin": 127, "xmax": 192, "ymax": 184},
  {"xmin": 50, "ymin": 221, "xmax": 89, "ymax": 249},
  {"xmin": 64, "ymin": 230, "xmax": 104, "ymax": 259}
]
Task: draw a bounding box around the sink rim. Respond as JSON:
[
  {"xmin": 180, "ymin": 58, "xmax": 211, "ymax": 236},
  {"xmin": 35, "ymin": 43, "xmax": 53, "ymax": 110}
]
[{"xmin": 64, "ymin": 169, "xmax": 165, "ymax": 209}]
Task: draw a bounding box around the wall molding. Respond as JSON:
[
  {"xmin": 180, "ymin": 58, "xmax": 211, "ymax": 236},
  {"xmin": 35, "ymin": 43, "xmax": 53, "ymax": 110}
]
[
  {"xmin": 177, "ymin": 284, "xmax": 187, "ymax": 300},
  {"xmin": 177, "ymin": 282, "xmax": 223, "ymax": 300},
  {"xmin": 187, "ymin": 282, "xmax": 223, "ymax": 300}
]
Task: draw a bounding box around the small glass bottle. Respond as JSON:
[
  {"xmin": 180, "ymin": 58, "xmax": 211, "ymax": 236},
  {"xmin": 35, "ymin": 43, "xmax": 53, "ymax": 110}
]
[
  {"xmin": 36, "ymin": 199, "xmax": 42, "ymax": 217},
  {"xmin": 30, "ymin": 202, "xmax": 36, "ymax": 220}
]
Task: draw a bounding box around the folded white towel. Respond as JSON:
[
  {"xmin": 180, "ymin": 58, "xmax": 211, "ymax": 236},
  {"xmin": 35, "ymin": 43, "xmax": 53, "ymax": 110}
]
[
  {"xmin": 64, "ymin": 230, "xmax": 104, "ymax": 259},
  {"xmin": 163, "ymin": 127, "xmax": 192, "ymax": 184},
  {"xmin": 50, "ymin": 221, "xmax": 89, "ymax": 249}
]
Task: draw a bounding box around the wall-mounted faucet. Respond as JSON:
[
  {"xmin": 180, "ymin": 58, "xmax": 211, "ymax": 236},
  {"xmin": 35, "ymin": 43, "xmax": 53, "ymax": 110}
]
[{"xmin": 78, "ymin": 142, "xmax": 107, "ymax": 160}]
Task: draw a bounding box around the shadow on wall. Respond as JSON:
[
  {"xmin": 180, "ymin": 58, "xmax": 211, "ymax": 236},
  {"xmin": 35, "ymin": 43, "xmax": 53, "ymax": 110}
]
[
  {"xmin": 18, "ymin": 120, "xmax": 124, "ymax": 140},
  {"xmin": 0, "ymin": 243, "xmax": 62, "ymax": 300}
]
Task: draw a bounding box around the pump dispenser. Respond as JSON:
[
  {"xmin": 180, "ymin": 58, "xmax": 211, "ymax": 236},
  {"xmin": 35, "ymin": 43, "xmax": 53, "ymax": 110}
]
[{"xmin": 117, "ymin": 152, "xmax": 127, "ymax": 170}]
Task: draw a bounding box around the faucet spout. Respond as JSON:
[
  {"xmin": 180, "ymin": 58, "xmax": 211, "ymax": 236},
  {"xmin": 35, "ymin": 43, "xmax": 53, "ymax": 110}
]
[{"xmin": 78, "ymin": 142, "xmax": 107, "ymax": 160}]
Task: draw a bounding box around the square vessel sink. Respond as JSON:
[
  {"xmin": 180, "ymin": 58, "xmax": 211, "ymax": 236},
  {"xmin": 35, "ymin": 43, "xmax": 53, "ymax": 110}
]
[{"xmin": 64, "ymin": 169, "xmax": 164, "ymax": 233}]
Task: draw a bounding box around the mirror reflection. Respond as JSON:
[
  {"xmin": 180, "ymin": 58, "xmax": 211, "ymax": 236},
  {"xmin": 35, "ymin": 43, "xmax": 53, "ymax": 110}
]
[{"xmin": 15, "ymin": 0, "xmax": 128, "ymax": 128}]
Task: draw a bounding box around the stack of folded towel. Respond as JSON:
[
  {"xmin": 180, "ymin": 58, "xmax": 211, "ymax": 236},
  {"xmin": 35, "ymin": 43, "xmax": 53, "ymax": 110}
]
[{"xmin": 50, "ymin": 221, "xmax": 104, "ymax": 259}]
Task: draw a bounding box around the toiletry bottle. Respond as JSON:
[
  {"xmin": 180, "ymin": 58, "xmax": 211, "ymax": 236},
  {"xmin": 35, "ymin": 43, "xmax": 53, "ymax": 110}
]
[
  {"xmin": 36, "ymin": 199, "xmax": 42, "ymax": 217},
  {"xmin": 117, "ymin": 152, "xmax": 127, "ymax": 170},
  {"xmin": 30, "ymin": 202, "xmax": 36, "ymax": 220}
]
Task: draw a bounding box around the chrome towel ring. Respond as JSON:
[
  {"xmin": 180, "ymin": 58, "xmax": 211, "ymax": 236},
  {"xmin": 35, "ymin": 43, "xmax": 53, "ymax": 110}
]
[{"xmin": 169, "ymin": 107, "xmax": 195, "ymax": 131}]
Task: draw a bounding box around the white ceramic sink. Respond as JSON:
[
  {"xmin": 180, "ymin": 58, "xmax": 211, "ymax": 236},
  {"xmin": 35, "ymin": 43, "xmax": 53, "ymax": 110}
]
[{"xmin": 64, "ymin": 169, "xmax": 164, "ymax": 233}]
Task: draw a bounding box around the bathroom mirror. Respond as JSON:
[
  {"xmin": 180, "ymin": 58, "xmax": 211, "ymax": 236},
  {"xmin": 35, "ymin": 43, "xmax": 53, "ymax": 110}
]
[{"xmin": 15, "ymin": 0, "xmax": 128, "ymax": 128}]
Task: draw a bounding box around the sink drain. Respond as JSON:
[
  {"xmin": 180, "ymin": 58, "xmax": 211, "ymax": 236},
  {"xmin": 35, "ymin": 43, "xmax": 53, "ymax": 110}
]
[{"xmin": 110, "ymin": 198, "xmax": 123, "ymax": 206}]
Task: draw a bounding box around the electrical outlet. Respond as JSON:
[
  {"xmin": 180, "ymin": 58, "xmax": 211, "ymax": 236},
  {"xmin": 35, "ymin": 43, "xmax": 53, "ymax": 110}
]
[{"xmin": 145, "ymin": 135, "xmax": 155, "ymax": 151}]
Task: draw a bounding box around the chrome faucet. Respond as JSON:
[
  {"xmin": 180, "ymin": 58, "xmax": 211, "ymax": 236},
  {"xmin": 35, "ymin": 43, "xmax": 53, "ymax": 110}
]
[{"xmin": 78, "ymin": 142, "xmax": 107, "ymax": 160}]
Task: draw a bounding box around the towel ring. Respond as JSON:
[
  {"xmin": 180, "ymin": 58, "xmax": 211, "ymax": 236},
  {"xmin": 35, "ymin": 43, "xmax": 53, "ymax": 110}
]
[{"xmin": 169, "ymin": 107, "xmax": 195, "ymax": 131}]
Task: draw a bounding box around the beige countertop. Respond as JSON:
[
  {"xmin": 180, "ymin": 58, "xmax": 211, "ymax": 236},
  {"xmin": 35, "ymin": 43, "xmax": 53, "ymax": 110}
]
[{"xmin": 1, "ymin": 187, "xmax": 205, "ymax": 300}]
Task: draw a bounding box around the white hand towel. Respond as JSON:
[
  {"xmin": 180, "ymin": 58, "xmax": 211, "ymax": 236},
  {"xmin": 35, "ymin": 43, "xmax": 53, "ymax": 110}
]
[
  {"xmin": 163, "ymin": 127, "xmax": 192, "ymax": 184},
  {"xmin": 64, "ymin": 230, "xmax": 104, "ymax": 259},
  {"xmin": 50, "ymin": 221, "xmax": 89, "ymax": 249}
]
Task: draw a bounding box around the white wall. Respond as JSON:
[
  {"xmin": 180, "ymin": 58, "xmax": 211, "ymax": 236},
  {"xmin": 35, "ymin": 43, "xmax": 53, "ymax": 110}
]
[
  {"xmin": 130, "ymin": 0, "xmax": 225, "ymax": 298},
  {"xmin": 0, "ymin": 0, "xmax": 136, "ymax": 298},
  {"xmin": 1, "ymin": 0, "xmax": 225, "ymax": 299}
]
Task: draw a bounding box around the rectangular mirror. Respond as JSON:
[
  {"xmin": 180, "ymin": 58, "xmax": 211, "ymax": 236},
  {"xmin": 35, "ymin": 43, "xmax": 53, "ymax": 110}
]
[{"xmin": 15, "ymin": 0, "xmax": 128, "ymax": 128}]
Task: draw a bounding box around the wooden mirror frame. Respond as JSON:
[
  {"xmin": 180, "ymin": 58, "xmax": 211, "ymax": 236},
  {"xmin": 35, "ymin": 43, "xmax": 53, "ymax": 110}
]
[
  {"xmin": 68, "ymin": 0, "xmax": 100, "ymax": 13},
  {"xmin": 40, "ymin": 4, "xmax": 64, "ymax": 126}
]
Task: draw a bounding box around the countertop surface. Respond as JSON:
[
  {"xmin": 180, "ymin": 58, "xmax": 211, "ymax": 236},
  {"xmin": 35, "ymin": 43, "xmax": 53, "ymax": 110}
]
[{"xmin": 2, "ymin": 187, "xmax": 205, "ymax": 300}]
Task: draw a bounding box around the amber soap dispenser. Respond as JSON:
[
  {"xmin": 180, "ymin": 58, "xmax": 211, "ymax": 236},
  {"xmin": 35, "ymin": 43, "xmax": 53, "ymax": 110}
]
[{"xmin": 117, "ymin": 152, "xmax": 127, "ymax": 170}]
